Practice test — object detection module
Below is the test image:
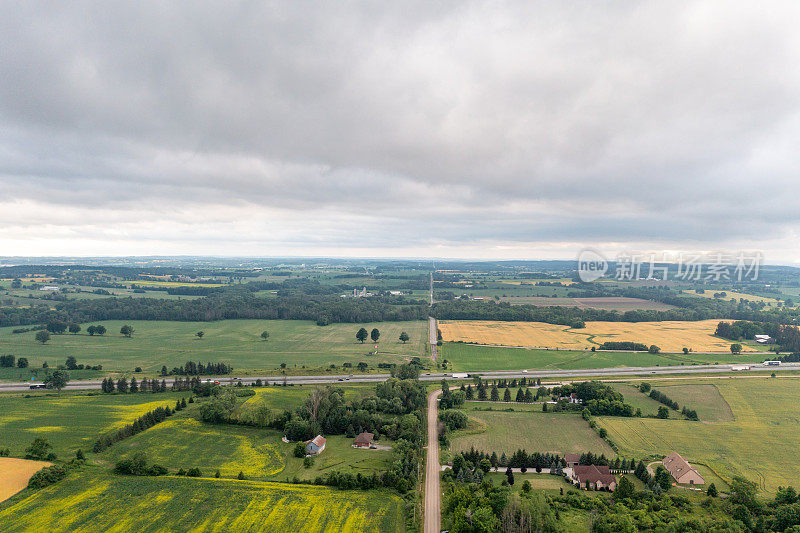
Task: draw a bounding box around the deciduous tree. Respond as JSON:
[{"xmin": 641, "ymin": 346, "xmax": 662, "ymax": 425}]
[{"xmin": 44, "ymin": 370, "xmax": 69, "ymax": 394}]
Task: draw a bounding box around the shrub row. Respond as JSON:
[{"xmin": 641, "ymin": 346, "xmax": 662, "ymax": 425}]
[
  {"xmin": 27, "ymin": 464, "xmax": 68, "ymax": 489},
  {"xmin": 93, "ymin": 405, "xmax": 174, "ymax": 453}
]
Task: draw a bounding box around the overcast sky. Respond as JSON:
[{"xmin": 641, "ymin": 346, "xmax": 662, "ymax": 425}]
[{"xmin": 1, "ymin": 1, "xmax": 799, "ymax": 263}]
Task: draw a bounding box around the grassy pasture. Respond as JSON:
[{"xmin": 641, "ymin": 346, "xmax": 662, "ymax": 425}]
[
  {"xmin": 0, "ymin": 319, "xmax": 428, "ymax": 374},
  {"xmin": 0, "ymin": 391, "xmax": 187, "ymax": 457},
  {"xmin": 597, "ymin": 377, "xmax": 800, "ymax": 493},
  {"xmin": 100, "ymin": 417, "xmax": 285, "ymax": 478},
  {"xmin": 0, "ymin": 472, "xmax": 405, "ymax": 532},
  {"xmin": 244, "ymin": 384, "xmax": 377, "ymax": 412},
  {"xmin": 607, "ymin": 383, "xmax": 663, "ymax": 416},
  {"xmin": 655, "ymin": 383, "xmax": 734, "ymax": 422},
  {"xmin": 450, "ymin": 410, "xmax": 614, "ymax": 457},
  {"xmin": 0, "ymin": 366, "xmax": 103, "ymax": 383},
  {"xmin": 441, "ymin": 342, "xmax": 692, "ymax": 372},
  {"xmin": 439, "ymin": 319, "xmax": 756, "ymax": 352}
]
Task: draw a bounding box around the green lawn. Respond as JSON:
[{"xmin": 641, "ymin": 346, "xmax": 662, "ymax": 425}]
[
  {"xmin": 449, "ymin": 410, "xmax": 615, "ymax": 457},
  {"xmin": 485, "ymin": 472, "xmax": 574, "ymax": 493},
  {"xmin": 597, "ymin": 377, "xmax": 800, "ymax": 493},
  {"xmin": 0, "ymin": 391, "xmax": 188, "ymax": 458},
  {"xmin": 0, "ymin": 471, "xmax": 405, "ymax": 532},
  {"xmin": 0, "ymin": 319, "xmax": 428, "ymax": 374},
  {"xmin": 276, "ymin": 435, "xmax": 393, "ymax": 482},
  {"xmin": 462, "ymin": 400, "xmax": 545, "ymax": 413}
]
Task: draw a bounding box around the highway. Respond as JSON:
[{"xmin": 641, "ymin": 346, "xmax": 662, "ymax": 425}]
[{"xmin": 2, "ymin": 362, "xmax": 796, "ymax": 392}]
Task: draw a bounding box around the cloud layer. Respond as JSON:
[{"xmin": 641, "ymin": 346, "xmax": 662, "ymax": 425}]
[{"xmin": 2, "ymin": 1, "xmax": 799, "ymax": 261}]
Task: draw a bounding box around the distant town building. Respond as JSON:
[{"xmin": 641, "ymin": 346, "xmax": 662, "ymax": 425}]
[
  {"xmin": 662, "ymin": 451, "xmax": 705, "ymax": 485},
  {"xmin": 39, "ymin": 286, "xmax": 59, "ymax": 291},
  {"xmin": 341, "ymin": 287, "xmax": 373, "ymax": 298}
]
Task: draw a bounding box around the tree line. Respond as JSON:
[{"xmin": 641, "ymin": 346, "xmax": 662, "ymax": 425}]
[
  {"xmin": 638, "ymin": 382, "xmax": 699, "ymax": 420},
  {"xmin": 160, "ymin": 361, "xmax": 232, "ymax": 376},
  {"xmin": 0, "ymin": 288, "xmax": 427, "ymax": 327},
  {"xmin": 92, "ymin": 404, "xmax": 178, "ymax": 453}
]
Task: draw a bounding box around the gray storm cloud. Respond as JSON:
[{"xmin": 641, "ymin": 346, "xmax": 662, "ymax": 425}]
[{"xmin": 1, "ymin": 1, "xmax": 799, "ymax": 260}]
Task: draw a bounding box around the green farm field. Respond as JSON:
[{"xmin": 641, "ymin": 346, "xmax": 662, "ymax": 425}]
[
  {"xmin": 597, "ymin": 377, "xmax": 800, "ymax": 493},
  {"xmin": 0, "ymin": 319, "xmax": 428, "ymax": 375},
  {"xmin": 0, "ymin": 391, "xmax": 188, "ymax": 457},
  {"xmin": 449, "ymin": 410, "xmax": 615, "ymax": 457},
  {"xmin": 442, "ymin": 342, "xmax": 704, "ymax": 372},
  {"xmin": 653, "ymin": 383, "xmax": 734, "ymax": 422},
  {"xmin": 441, "ymin": 342, "xmax": 771, "ymax": 372},
  {"xmin": 0, "ymin": 472, "xmax": 405, "ymax": 532}
]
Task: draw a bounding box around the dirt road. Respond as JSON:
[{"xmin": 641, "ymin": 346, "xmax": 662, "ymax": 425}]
[{"xmin": 424, "ymin": 388, "xmax": 442, "ymax": 533}]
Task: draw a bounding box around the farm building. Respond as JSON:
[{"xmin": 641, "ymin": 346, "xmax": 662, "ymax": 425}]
[
  {"xmin": 662, "ymin": 451, "xmax": 705, "ymax": 485},
  {"xmin": 560, "ymin": 393, "xmax": 582, "ymax": 404},
  {"xmin": 568, "ymin": 465, "xmax": 616, "ymax": 491},
  {"xmin": 564, "ymin": 454, "xmax": 581, "ymax": 468},
  {"xmin": 755, "ymin": 334, "xmax": 773, "ymax": 344},
  {"xmin": 353, "ymin": 432, "xmax": 374, "ymax": 448},
  {"xmin": 305, "ymin": 435, "xmax": 327, "ymax": 455}
]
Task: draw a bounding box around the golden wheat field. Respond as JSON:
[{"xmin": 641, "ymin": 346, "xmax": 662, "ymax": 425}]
[
  {"xmin": 438, "ymin": 319, "xmax": 755, "ymax": 352},
  {"xmin": 0, "ymin": 458, "xmax": 51, "ymax": 502},
  {"xmin": 683, "ymin": 290, "xmax": 782, "ymax": 306}
]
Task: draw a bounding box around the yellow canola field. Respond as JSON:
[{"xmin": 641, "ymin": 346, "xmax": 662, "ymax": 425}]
[{"xmin": 438, "ymin": 319, "xmax": 755, "ymax": 352}]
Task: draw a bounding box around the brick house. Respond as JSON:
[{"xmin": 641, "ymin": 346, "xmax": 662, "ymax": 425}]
[{"xmin": 569, "ymin": 465, "xmax": 617, "ymax": 491}]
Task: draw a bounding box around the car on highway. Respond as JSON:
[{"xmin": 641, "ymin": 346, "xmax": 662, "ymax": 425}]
[{"xmin": 29, "ymin": 384, "xmax": 47, "ymax": 390}]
